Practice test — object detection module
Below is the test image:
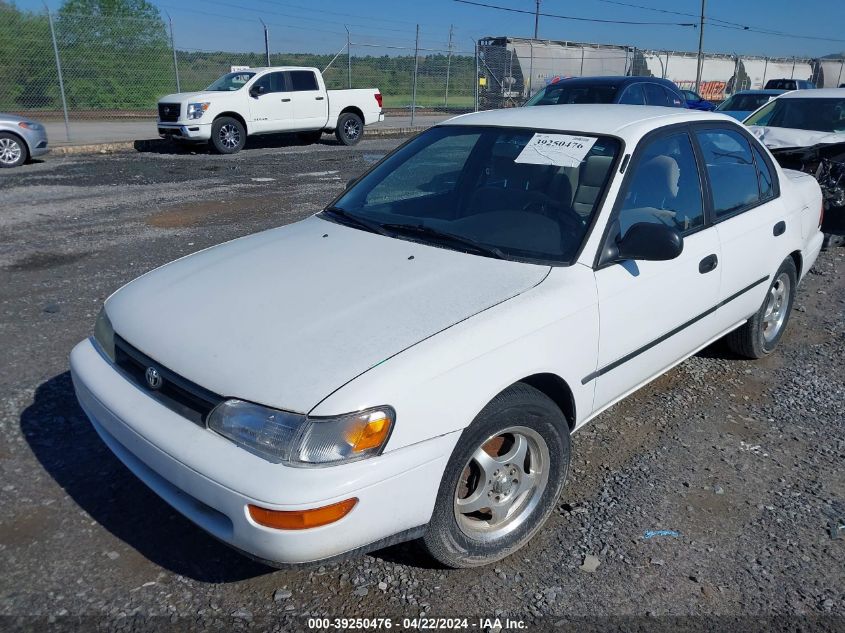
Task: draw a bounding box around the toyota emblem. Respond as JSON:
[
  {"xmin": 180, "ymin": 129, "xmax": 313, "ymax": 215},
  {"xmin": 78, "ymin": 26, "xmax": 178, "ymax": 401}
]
[{"xmin": 145, "ymin": 366, "xmax": 163, "ymax": 390}]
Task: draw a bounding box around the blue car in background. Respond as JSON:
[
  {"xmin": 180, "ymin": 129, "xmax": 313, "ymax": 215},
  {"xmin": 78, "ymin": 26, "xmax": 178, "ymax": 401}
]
[
  {"xmin": 679, "ymin": 89, "xmax": 716, "ymax": 111},
  {"xmin": 715, "ymin": 89, "xmax": 787, "ymax": 120},
  {"xmin": 524, "ymin": 76, "xmax": 686, "ymax": 108}
]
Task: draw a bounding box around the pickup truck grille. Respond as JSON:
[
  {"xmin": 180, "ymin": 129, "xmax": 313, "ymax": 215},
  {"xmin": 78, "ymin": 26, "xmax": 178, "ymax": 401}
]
[
  {"xmin": 113, "ymin": 334, "xmax": 223, "ymax": 426},
  {"xmin": 158, "ymin": 103, "xmax": 181, "ymax": 122}
]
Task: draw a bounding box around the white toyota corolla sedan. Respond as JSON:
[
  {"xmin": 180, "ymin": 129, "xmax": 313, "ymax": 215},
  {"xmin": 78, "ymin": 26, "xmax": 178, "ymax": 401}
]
[{"xmin": 71, "ymin": 105, "xmax": 825, "ymax": 568}]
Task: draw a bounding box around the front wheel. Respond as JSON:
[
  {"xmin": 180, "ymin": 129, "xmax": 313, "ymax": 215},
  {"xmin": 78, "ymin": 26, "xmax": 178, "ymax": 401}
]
[
  {"xmin": 725, "ymin": 257, "xmax": 797, "ymax": 359},
  {"xmin": 0, "ymin": 132, "xmax": 28, "ymax": 168},
  {"xmin": 335, "ymin": 112, "xmax": 363, "ymax": 146},
  {"xmin": 422, "ymin": 384, "xmax": 570, "ymax": 568},
  {"xmin": 210, "ymin": 117, "xmax": 246, "ymax": 154}
]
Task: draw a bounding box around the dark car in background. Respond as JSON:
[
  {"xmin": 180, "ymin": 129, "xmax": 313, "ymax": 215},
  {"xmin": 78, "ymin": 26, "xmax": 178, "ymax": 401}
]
[
  {"xmin": 764, "ymin": 79, "xmax": 816, "ymax": 90},
  {"xmin": 715, "ymin": 89, "xmax": 786, "ymax": 120},
  {"xmin": 679, "ymin": 89, "xmax": 716, "ymax": 111},
  {"xmin": 524, "ymin": 76, "xmax": 686, "ymax": 108}
]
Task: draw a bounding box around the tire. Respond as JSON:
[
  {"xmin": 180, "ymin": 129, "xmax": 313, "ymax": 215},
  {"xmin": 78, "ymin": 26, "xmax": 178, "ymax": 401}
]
[
  {"xmin": 298, "ymin": 130, "xmax": 323, "ymax": 144},
  {"xmin": 422, "ymin": 383, "xmax": 570, "ymax": 568},
  {"xmin": 0, "ymin": 132, "xmax": 28, "ymax": 168},
  {"xmin": 210, "ymin": 117, "xmax": 246, "ymax": 154},
  {"xmin": 725, "ymin": 257, "xmax": 797, "ymax": 359},
  {"xmin": 335, "ymin": 112, "xmax": 363, "ymax": 146}
]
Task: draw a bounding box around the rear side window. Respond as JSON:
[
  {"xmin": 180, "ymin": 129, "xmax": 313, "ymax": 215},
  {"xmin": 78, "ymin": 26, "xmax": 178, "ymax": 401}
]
[
  {"xmin": 289, "ymin": 71, "xmax": 319, "ymax": 91},
  {"xmin": 752, "ymin": 145, "xmax": 775, "ymax": 200},
  {"xmin": 618, "ymin": 132, "xmax": 704, "ymax": 236},
  {"xmin": 618, "ymin": 84, "xmax": 646, "ymax": 105},
  {"xmin": 695, "ymin": 129, "xmax": 761, "ymax": 218},
  {"xmin": 643, "ymin": 83, "xmax": 670, "ymax": 107}
]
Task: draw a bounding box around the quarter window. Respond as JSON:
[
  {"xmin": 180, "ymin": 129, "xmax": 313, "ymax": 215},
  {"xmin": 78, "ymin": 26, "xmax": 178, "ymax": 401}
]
[
  {"xmin": 618, "ymin": 132, "xmax": 704, "ymax": 236},
  {"xmin": 695, "ymin": 129, "xmax": 761, "ymax": 218},
  {"xmin": 289, "ymin": 70, "xmax": 319, "ymax": 91},
  {"xmin": 643, "ymin": 83, "xmax": 670, "ymax": 107}
]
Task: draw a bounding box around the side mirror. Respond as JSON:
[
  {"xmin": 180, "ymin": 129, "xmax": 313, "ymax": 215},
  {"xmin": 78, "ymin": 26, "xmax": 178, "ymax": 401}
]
[
  {"xmin": 250, "ymin": 84, "xmax": 266, "ymax": 98},
  {"xmin": 615, "ymin": 222, "xmax": 683, "ymax": 262}
]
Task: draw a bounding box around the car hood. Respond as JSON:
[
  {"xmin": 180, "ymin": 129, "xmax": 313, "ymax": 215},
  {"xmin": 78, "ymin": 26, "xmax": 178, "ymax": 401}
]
[
  {"xmin": 748, "ymin": 125, "xmax": 845, "ymax": 150},
  {"xmin": 158, "ymin": 91, "xmax": 220, "ymax": 103},
  {"xmin": 106, "ymin": 215, "xmax": 549, "ymax": 413}
]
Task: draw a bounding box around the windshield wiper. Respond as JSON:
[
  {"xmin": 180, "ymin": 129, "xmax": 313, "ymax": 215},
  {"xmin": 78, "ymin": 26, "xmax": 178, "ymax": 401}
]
[
  {"xmin": 321, "ymin": 206, "xmax": 391, "ymax": 237},
  {"xmin": 381, "ymin": 223, "xmax": 507, "ymax": 260}
]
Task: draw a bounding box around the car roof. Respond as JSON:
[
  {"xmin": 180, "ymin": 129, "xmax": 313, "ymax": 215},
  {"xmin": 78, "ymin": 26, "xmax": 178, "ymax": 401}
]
[
  {"xmin": 732, "ymin": 89, "xmax": 786, "ymax": 95},
  {"xmin": 778, "ymin": 88, "xmax": 845, "ymax": 99},
  {"xmin": 441, "ymin": 104, "xmax": 737, "ymax": 141},
  {"xmin": 544, "ymin": 75, "xmax": 676, "ymax": 87}
]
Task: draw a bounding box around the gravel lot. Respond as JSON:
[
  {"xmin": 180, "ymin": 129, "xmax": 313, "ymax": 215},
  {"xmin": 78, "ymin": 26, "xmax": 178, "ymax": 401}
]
[{"xmin": 1, "ymin": 138, "xmax": 843, "ymax": 632}]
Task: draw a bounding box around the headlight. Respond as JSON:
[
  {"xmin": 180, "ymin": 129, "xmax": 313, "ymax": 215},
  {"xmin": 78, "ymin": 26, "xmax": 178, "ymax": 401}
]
[
  {"xmin": 187, "ymin": 102, "xmax": 210, "ymax": 119},
  {"xmin": 93, "ymin": 307, "xmax": 116, "ymax": 362},
  {"xmin": 207, "ymin": 400, "xmax": 394, "ymax": 466},
  {"xmin": 18, "ymin": 121, "xmax": 43, "ymax": 131}
]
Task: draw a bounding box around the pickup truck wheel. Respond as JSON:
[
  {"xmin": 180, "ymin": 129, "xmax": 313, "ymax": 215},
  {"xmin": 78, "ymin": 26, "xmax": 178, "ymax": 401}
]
[
  {"xmin": 210, "ymin": 117, "xmax": 246, "ymax": 154},
  {"xmin": 0, "ymin": 132, "xmax": 27, "ymax": 168},
  {"xmin": 725, "ymin": 257, "xmax": 797, "ymax": 359},
  {"xmin": 422, "ymin": 383, "xmax": 569, "ymax": 568},
  {"xmin": 335, "ymin": 112, "xmax": 363, "ymax": 146}
]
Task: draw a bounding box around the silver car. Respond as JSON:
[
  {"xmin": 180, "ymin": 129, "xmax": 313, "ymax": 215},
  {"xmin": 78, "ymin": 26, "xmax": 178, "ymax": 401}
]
[{"xmin": 0, "ymin": 113, "xmax": 49, "ymax": 168}]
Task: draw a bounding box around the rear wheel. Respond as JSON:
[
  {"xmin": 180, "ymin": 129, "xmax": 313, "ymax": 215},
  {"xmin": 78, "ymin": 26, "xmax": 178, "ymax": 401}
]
[
  {"xmin": 725, "ymin": 257, "xmax": 797, "ymax": 359},
  {"xmin": 210, "ymin": 117, "xmax": 246, "ymax": 154},
  {"xmin": 422, "ymin": 384, "xmax": 570, "ymax": 568},
  {"xmin": 0, "ymin": 132, "xmax": 27, "ymax": 168},
  {"xmin": 335, "ymin": 112, "xmax": 363, "ymax": 146}
]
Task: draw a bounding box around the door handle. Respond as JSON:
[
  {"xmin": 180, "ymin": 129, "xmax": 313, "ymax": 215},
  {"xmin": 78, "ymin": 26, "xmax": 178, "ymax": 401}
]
[
  {"xmin": 773, "ymin": 220, "xmax": 786, "ymax": 236},
  {"xmin": 699, "ymin": 254, "xmax": 718, "ymax": 274},
  {"xmin": 315, "ymin": 96, "xmax": 325, "ymax": 100},
  {"xmin": 281, "ymin": 98, "xmax": 291, "ymax": 102}
]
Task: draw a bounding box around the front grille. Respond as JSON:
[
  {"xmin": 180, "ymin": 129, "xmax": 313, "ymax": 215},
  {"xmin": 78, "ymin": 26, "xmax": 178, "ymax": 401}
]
[
  {"xmin": 114, "ymin": 335, "xmax": 223, "ymax": 426},
  {"xmin": 158, "ymin": 102, "xmax": 180, "ymax": 122}
]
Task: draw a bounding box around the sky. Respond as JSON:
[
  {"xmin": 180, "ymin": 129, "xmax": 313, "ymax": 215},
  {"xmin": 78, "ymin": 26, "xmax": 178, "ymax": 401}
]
[{"xmin": 19, "ymin": 0, "xmax": 845, "ymax": 59}]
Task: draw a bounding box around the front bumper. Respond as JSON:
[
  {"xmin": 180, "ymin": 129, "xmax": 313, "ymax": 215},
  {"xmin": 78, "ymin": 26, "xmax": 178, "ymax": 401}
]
[
  {"xmin": 157, "ymin": 122, "xmax": 212, "ymax": 141},
  {"xmin": 70, "ymin": 338, "xmax": 456, "ymax": 564},
  {"xmin": 20, "ymin": 127, "xmax": 49, "ymax": 157}
]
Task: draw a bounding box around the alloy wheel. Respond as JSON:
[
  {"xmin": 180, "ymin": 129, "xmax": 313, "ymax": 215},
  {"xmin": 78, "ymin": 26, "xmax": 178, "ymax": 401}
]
[
  {"xmin": 0, "ymin": 138, "xmax": 22, "ymax": 165},
  {"xmin": 762, "ymin": 272, "xmax": 791, "ymax": 343}
]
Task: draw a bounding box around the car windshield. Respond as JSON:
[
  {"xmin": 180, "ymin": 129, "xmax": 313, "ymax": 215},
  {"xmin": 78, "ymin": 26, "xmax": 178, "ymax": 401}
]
[
  {"xmin": 206, "ymin": 71, "xmax": 256, "ymax": 91},
  {"xmin": 745, "ymin": 97, "xmax": 845, "ymax": 132},
  {"xmin": 525, "ymin": 83, "xmax": 618, "ymax": 106},
  {"xmin": 717, "ymin": 93, "xmax": 774, "ymax": 112},
  {"xmin": 327, "ymin": 125, "xmax": 621, "ymax": 264}
]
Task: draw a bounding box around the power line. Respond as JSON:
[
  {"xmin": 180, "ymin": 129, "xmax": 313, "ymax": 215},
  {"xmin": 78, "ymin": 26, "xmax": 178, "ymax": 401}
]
[{"xmin": 452, "ymin": 0, "xmax": 696, "ymax": 27}]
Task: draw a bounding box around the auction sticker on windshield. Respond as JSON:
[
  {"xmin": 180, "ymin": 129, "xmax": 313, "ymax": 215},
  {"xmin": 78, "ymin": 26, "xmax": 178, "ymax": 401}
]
[{"xmin": 515, "ymin": 133, "xmax": 597, "ymax": 167}]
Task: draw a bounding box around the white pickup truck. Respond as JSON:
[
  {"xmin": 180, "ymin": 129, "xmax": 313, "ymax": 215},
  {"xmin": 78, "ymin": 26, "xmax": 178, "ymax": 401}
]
[{"xmin": 156, "ymin": 67, "xmax": 384, "ymax": 153}]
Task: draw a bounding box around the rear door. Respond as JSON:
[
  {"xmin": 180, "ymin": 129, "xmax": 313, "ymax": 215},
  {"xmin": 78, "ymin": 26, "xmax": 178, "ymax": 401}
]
[
  {"xmin": 285, "ymin": 70, "xmax": 328, "ymax": 130},
  {"xmin": 247, "ymin": 71, "xmax": 293, "ymax": 133},
  {"xmin": 691, "ymin": 124, "xmax": 786, "ymax": 331},
  {"xmin": 591, "ymin": 128, "xmax": 722, "ymax": 410}
]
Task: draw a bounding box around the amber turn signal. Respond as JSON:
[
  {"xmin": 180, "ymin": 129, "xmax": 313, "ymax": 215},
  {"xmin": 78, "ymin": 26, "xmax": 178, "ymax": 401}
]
[
  {"xmin": 348, "ymin": 413, "xmax": 392, "ymax": 453},
  {"xmin": 248, "ymin": 498, "xmax": 358, "ymax": 530}
]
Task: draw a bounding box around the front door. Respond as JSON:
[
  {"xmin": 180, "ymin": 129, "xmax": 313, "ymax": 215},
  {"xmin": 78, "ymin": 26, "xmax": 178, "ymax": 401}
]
[
  {"xmin": 591, "ymin": 129, "xmax": 722, "ymax": 410},
  {"xmin": 247, "ymin": 71, "xmax": 293, "ymax": 133}
]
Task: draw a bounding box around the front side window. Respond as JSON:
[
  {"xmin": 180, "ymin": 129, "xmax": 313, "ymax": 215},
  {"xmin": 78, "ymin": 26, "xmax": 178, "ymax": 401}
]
[
  {"xmin": 206, "ymin": 71, "xmax": 256, "ymax": 91},
  {"xmin": 617, "ymin": 132, "xmax": 704, "ymax": 237},
  {"xmin": 695, "ymin": 129, "xmax": 761, "ymax": 218},
  {"xmin": 745, "ymin": 97, "xmax": 845, "ymax": 132},
  {"xmin": 330, "ymin": 126, "xmax": 621, "ymax": 264},
  {"xmin": 289, "ymin": 70, "xmax": 319, "ymax": 91},
  {"xmin": 251, "ymin": 72, "xmax": 285, "ymax": 94}
]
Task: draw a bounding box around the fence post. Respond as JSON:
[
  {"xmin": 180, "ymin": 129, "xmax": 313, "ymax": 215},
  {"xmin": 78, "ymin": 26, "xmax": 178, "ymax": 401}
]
[
  {"xmin": 167, "ymin": 13, "xmax": 180, "ymax": 93},
  {"xmin": 838, "ymin": 59, "xmax": 844, "ymax": 87},
  {"xmin": 762, "ymin": 57, "xmax": 768, "ymax": 87},
  {"xmin": 411, "ymin": 24, "xmax": 419, "ymax": 126},
  {"xmin": 527, "ymin": 41, "xmax": 534, "ymax": 98},
  {"xmin": 579, "ymin": 48, "xmax": 584, "ymax": 76},
  {"xmin": 444, "ymin": 24, "xmax": 453, "ymax": 108},
  {"xmin": 45, "ymin": 5, "xmax": 70, "ymax": 142},
  {"xmin": 474, "ymin": 40, "xmax": 479, "ymax": 112},
  {"xmin": 790, "ymin": 57, "xmax": 796, "ymax": 79},
  {"xmin": 346, "ymin": 26, "xmax": 351, "ymax": 88}
]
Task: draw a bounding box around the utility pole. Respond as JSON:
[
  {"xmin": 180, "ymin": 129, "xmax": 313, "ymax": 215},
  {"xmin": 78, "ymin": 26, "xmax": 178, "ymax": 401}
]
[
  {"xmin": 346, "ymin": 26, "xmax": 352, "ymax": 88},
  {"xmin": 260, "ymin": 18, "xmax": 270, "ymax": 66},
  {"xmin": 534, "ymin": 0, "xmax": 541, "ymax": 39},
  {"xmin": 694, "ymin": 0, "xmax": 705, "ymax": 93},
  {"xmin": 166, "ymin": 12, "xmax": 180, "ymax": 92},
  {"xmin": 445, "ymin": 24, "xmax": 453, "ymax": 108}
]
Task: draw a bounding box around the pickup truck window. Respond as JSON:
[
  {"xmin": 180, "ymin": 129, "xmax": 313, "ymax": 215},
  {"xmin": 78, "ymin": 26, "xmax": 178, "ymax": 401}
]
[
  {"xmin": 206, "ymin": 72, "xmax": 256, "ymax": 91},
  {"xmin": 252, "ymin": 72, "xmax": 285, "ymax": 94},
  {"xmin": 289, "ymin": 71, "xmax": 319, "ymax": 92}
]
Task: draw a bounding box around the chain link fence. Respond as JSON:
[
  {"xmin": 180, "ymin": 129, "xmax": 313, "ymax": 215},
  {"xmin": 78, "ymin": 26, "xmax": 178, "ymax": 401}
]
[{"xmin": 3, "ymin": 3, "xmax": 844, "ymax": 144}]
